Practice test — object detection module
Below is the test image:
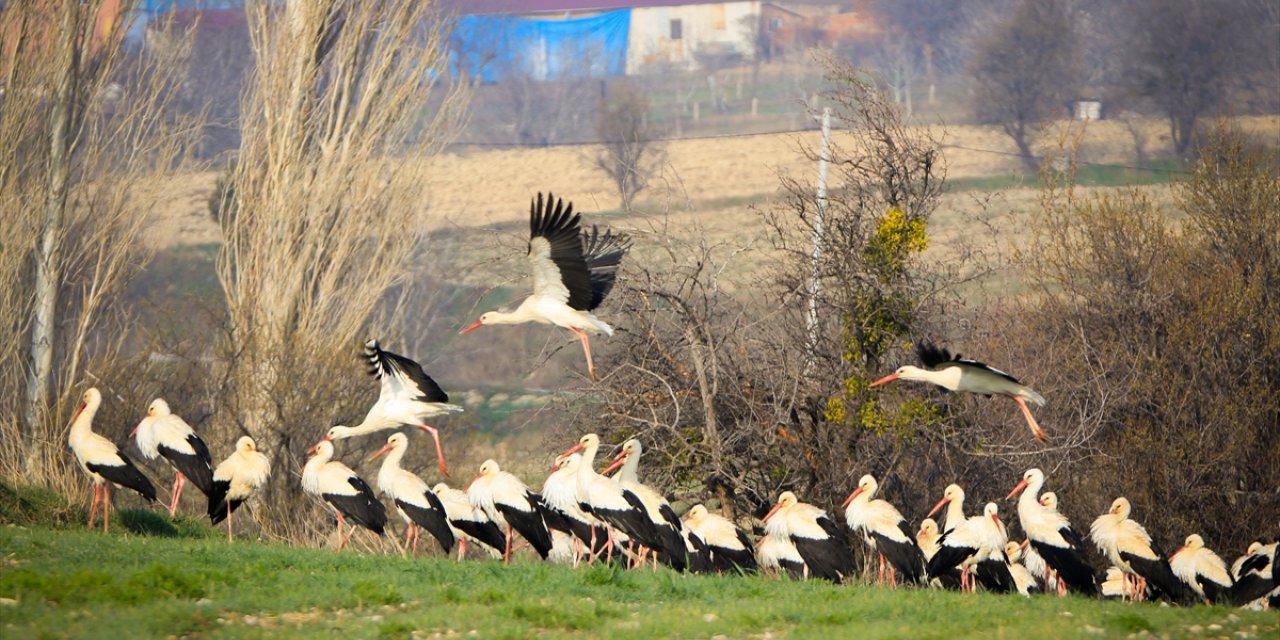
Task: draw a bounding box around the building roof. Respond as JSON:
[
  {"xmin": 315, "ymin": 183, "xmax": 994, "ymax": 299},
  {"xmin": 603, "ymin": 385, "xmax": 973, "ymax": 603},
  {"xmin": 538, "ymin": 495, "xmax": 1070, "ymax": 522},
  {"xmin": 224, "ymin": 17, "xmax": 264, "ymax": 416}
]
[{"xmin": 439, "ymin": 1, "xmax": 752, "ymax": 16}]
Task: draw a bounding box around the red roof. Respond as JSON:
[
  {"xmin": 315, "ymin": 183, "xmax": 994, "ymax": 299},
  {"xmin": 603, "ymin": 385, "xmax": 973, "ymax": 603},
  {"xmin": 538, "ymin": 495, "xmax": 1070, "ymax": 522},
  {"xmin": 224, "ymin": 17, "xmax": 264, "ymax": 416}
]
[{"xmin": 439, "ymin": 1, "xmax": 730, "ymax": 16}]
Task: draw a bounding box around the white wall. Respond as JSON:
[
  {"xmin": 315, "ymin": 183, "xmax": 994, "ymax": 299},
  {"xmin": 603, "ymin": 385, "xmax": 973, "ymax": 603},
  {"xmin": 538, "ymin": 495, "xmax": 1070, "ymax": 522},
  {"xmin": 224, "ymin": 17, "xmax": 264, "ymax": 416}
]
[{"xmin": 627, "ymin": 1, "xmax": 761, "ymax": 74}]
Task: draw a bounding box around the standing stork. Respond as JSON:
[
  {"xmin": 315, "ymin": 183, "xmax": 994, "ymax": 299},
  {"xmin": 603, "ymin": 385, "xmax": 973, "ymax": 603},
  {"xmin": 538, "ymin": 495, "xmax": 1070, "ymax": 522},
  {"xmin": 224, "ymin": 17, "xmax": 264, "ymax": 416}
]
[
  {"xmin": 1089, "ymin": 497, "xmax": 1189, "ymax": 603},
  {"xmin": 1170, "ymin": 534, "xmax": 1234, "ymax": 605},
  {"xmin": 320, "ymin": 340, "xmax": 462, "ymax": 478},
  {"xmin": 561, "ymin": 433, "xmax": 654, "ymax": 564},
  {"xmin": 541, "ymin": 453, "xmax": 611, "ymax": 564},
  {"xmin": 870, "ymin": 341, "xmax": 1047, "ymax": 442},
  {"xmin": 369, "ymin": 433, "xmax": 455, "ymax": 556},
  {"xmin": 301, "ymin": 440, "xmax": 386, "ymax": 549},
  {"xmin": 762, "ymin": 491, "xmax": 856, "ymax": 584},
  {"xmin": 468, "ymin": 459, "xmax": 554, "ymax": 563},
  {"xmin": 1230, "ymin": 540, "xmax": 1277, "ymax": 609},
  {"xmin": 458, "ymin": 192, "xmax": 632, "ymax": 380},
  {"xmin": 842, "ymin": 474, "xmax": 925, "ymax": 586},
  {"xmin": 131, "ymin": 398, "xmax": 214, "ymax": 518},
  {"xmin": 683, "ymin": 504, "xmax": 757, "ymax": 574},
  {"xmin": 602, "ymin": 439, "xmax": 688, "ymax": 570},
  {"xmin": 1007, "ymin": 468, "xmax": 1098, "ymax": 596},
  {"xmin": 208, "ymin": 436, "xmax": 271, "ymax": 541},
  {"xmin": 68, "ymin": 388, "xmax": 157, "ymax": 533},
  {"xmin": 925, "ymin": 503, "xmax": 1012, "ymax": 593},
  {"xmin": 432, "ymin": 483, "xmax": 506, "ymax": 560}
]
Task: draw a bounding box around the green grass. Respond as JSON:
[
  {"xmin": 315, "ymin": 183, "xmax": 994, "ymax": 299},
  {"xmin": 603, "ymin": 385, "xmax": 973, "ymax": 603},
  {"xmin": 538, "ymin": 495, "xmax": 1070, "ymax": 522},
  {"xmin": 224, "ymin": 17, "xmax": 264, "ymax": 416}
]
[
  {"xmin": 946, "ymin": 159, "xmax": 1183, "ymax": 192},
  {"xmin": 1, "ymin": 524, "xmax": 1274, "ymax": 639}
]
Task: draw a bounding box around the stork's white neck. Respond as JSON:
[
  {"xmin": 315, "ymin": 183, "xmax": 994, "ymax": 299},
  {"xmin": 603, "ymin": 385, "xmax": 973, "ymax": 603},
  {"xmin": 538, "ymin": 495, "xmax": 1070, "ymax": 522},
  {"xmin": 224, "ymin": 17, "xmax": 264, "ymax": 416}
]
[{"xmin": 70, "ymin": 396, "xmax": 101, "ymax": 439}]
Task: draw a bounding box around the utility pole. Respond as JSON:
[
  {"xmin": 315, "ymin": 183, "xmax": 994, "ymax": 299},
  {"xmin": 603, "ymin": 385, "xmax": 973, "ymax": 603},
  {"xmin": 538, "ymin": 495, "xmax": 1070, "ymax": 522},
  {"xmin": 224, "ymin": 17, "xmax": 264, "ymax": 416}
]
[{"xmin": 805, "ymin": 107, "xmax": 831, "ymax": 371}]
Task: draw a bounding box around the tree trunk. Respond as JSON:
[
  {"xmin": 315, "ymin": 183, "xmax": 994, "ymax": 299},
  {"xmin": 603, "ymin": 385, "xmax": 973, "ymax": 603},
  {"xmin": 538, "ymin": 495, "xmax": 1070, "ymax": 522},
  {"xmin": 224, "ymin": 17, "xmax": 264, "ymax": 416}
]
[
  {"xmin": 24, "ymin": 1, "xmax": 80, "ymax": 475},
  {"xmin": 923, "ymin": 42, "xmax": 936, "ymax": 105},
  {"xmin": 685, "ymin": 323, "xmax": 722, "ymax": 473}
]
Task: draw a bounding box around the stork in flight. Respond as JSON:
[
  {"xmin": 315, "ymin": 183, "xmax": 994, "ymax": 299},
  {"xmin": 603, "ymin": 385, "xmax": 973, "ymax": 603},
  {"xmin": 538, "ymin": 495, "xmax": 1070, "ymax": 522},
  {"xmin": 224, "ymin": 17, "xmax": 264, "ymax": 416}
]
[
  {"xmin": 321, "ymin": 339, "xmax": 462, "ymax": 477},
  {"xmin": 459, "ymin": 192, "xmax": 632, "ymax": 381},
  {"xmin": 870, "ymin": 341, "xmax": 1048, "ymax": 442}
]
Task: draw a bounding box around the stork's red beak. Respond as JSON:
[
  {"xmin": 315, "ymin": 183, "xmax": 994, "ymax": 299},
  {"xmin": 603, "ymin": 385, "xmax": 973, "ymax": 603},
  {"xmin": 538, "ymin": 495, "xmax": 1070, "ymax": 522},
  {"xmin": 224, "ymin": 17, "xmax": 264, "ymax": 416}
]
[
  {"xmin": 869, "ymin": 372, "xmax": 899, "ymax": 388},
  {"xmin": 1006, "ymin": 478, "xmax": 1029, "ymax": 500},
  {"xmin": 601, "ymin": 455, "xmax": 625, "ymax": 476},
  {"xmin": 307, "ymin": 437, "xmax": 329, "ymax": 456},
  {"xmin": 927, "ymin": 496, "xmax": 950, "ymax": 518},
  {"xmin": 992, "ymin": 513, "xmax": 1001, "ymax": 525},
  {"xmin": 763, "ymin": 502, "xmax": 783, "ymax": 522},
  {"xmin": 129, "ymin": 423, "xmax": 140, "ymax": 437},
  {"xmin": 1019, "ymin": 538, "xmax": 1030, "ymax": 549},
  {"xmin": 72, "ymin": 402, "xmax": 86, "ymax": 421},
  {"xmin": 841, "ymin": 486, "xmax": 865, "ymax": 508},
  {"xmin": 560, "ymin": 442, "xmax": 586, "ymax": 458},
  {"xmin": 458, "ymin": 320, "xmax": 484, "ymax": 335},
  {"xmin": 369, "ymin": 442, "xmax": 395, "ymax": 462}
]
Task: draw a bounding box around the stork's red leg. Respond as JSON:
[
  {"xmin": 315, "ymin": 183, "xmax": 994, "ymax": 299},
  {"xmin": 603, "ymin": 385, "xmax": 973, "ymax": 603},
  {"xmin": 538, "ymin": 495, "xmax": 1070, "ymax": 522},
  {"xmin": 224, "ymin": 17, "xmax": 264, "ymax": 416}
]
[
  {"xmin": 336, "ymin": 513, "xmax": 348, "ymax": 550},
  {"xmin": 1010, "ymin": 396, "xmax": 1048, "ymax": 442},
  {"xmin": 88, "ymin": 485, "xmax": 101, "ymax": 529},
  {"xmin": 169, "ymin": 472, "xmax": 187, "ymax": 518},
  {"xmin": 419, "ymin": 424, "xmax": 449, "ymax": 478},
  {"xmin": 103, "ymin": 484, "xmax": 111, "ymax": 534},
  {"xmin": 227, "ymin": 502, "xmax": 234, "ymax": 542},
  {"xmin": 568, "ymin": 327, "xmax": 596, "ymax": 381},
  {"xmin": 456, "ymin": 538, "xmax": 467, "ymax": 562}
]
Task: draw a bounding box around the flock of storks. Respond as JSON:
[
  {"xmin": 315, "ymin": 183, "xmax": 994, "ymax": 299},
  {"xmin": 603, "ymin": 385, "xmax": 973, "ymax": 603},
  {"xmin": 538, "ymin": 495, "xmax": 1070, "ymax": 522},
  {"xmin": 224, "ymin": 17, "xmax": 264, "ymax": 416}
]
[{"xmin": 65, "ymin": 193, "xmax": 1276, "ymax": 611}]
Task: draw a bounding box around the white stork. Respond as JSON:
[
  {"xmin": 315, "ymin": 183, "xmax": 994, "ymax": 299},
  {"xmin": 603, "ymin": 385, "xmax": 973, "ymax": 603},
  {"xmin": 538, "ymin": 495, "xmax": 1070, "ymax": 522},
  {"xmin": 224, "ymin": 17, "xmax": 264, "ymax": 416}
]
[
  {"xmin": 756, "ymin": 531, "xmax": 808, "ymax": 580},
  {"xmin": 916, "ymin": 518, "xmax": 942, "ymax": 561},
  {"xmin": 301, "ymin": 440, "xmax": 386, "ymax": 549},
  {"xmin": 561, "ymin": 433, "xmax": 653, "ymax": 564},
  {"xmin": 1170, "ymin": 534, "xmax": 1234, "ymax": 605},
  {"xmin": 762, "ymin": 491, "xmax": 856, "ymax": 584},
  {"xmin": 131, "ymin": 398, "xmax": 215, "ymax": 518},
  {"xmin": 542, "ymin": 453, "xmax": 611, "ymax": 564},
  {"xmin": 870, "ymin": 341, "xmax": 1047, "ymax": 442},
  {"xmin": 926, "ymin": 483, "xmax": 967, "ymax": 534},
  {"xmin": 207, "ymin": 436, "xmax": 271, "ymax": 541},
  {"xmin": 458, "ymin": 192, "xmax": 632, "ymax": 380},
  {"xmin": 68, "ymin": 388, "xmax": 157, "ymax": 533},
  {"xmin": 431, "ymin": 483, "xmax": 505, "ymax": 560},
  {"xmin": 321, "ymin": 340, "xmax": 462, "ymax": 477},
  {"xmin": 1008, "ymin": 468, "xmax": 1098, "ymax": 596},
  {"xmin": 1005, "ymin": 540, "xmax": 1041, "ymax": 596},
  {"xmin": 683, "ymin": 504, "xmax": 757, "ymax": 574},
  {"xmin": 467, "ymin": 459, "xmax": 554, "ymax": 563},
  {"xmin": 842, "ymin": 474, "xmax": 925, "ymax": 586},
  {"xmin": 1230, "ymin": 540, "xmax": 1277, "ymax": 609},
  {"xmin": 369, "ymin": 433, "xmax": 455, "ymax": 556},
  {"xmin": 925, "ymin": 502, "xmax": 1012, "ymax": 592},
  {"xmin": 1089, "ymin": 496, "xmax": 1189, "ymax": 603},
  {"xmin": 602, "ymin": 439, "xmax": 688, "ymax": 570}
]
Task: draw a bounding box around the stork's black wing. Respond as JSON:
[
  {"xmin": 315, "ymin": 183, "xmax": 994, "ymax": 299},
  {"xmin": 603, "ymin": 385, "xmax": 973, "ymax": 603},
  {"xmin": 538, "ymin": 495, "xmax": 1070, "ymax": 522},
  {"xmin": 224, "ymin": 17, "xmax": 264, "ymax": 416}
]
[
  {"xmin": 528, "ymin": 192, "xmax": 594, "ymax": 310},
  {"xmin": 364, "ymin": 340, "xmax": 449, "ymax": 403},
  {"xmin": 580, "ymin": 225, "xmax": 631, "ymax": 311},
  {"xmin": 916, "ymin": 340, "xmax": 1022, "ymax": 384}
]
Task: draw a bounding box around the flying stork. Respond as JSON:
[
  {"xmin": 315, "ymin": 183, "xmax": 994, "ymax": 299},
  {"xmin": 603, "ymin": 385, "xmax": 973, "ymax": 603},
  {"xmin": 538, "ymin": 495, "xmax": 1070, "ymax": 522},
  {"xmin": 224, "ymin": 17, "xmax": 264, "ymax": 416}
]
[
  {"xmin": 458, "ymin": 192, "xmax": 632, "ymax": 380},
  {"xmin": 870, "ymin": 341, "xmax": 1047, "ymax": 442}
]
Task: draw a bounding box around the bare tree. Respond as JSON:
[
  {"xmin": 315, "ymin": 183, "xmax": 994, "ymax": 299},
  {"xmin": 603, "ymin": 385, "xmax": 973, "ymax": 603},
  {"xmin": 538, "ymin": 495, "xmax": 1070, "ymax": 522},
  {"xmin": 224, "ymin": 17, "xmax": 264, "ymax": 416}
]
[
  {"xmin": 594, "ymin": 82, "xmax": 665, "ymax": 211},
  {"xmin": 869, "ymin": 30, "xmax": 922, "ymax": 115},
  {"xmin": 969, "ymin": 0, "xmax": 1078, "ymax": 172},
  {"xmin": 870, "ymin": 0, "xmax": 970, "ymax": 105},
  {"xmin": 0, "ymin": 2, "xmax": 202, "ymax": 483},
  {"xmin": 1122, "ymin": 0, "xmax": 1266, "ymax": 158},
  {"xmin": 215, "ymin": 0, "xmax": 467, "ymax": 540}
]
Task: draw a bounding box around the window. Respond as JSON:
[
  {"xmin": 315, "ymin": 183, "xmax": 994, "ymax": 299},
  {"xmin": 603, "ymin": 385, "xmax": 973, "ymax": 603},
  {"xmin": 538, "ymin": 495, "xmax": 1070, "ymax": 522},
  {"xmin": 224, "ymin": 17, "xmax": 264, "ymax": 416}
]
[{"xmin": 670, "ymin": 19, "xmax": 683, "ymax": 40}]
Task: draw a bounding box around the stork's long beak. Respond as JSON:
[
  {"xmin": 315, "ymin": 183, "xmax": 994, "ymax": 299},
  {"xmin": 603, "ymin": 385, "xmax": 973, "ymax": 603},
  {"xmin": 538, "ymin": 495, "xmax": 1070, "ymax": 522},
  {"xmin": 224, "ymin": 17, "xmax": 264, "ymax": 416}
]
[
  {"xmin": 129, "ymin": 423, "xmax": 141, "ymax": 437},
  {"xmin": 1019, "ymin": 539, "xmax": 1030, "ymax": 549},
  {"xmin": 368, "ymin": 442, "xmax": 395, "ymax": 462},
  {"xmin": 763, "ymin": 502, "xmax": 783, "ymax": 522},
  {"xmin": 841, "ymin": 487, "xmax": 864, "ymax": 508},
  {"xmin": 869, "ymin": 372, "xmax": 899, "ymax": 388},
  {"xmin": 1006, "ymin": 478, "xmax": 1029, "ymax": 500},
  {"xmin": 307, "ymin": 437, "xmax": 328, "ymax": 456},
  {"xmin": 927, "ymin": 496, "xmax": 949, "ymax": 518},
  {"xmin": 458, "ymin": 320, "xmax": 484, "ymax": 335},
  {"xmin": 72, "ymin": 402, "xmax": 86, "ymax": 422},
  {"xmin": 601, "ymin": 455, "xmax": 625, "ymax": 476},
  {"xmin": 560, "ymin": 442, "xmax": 586, "ymax": 458}
]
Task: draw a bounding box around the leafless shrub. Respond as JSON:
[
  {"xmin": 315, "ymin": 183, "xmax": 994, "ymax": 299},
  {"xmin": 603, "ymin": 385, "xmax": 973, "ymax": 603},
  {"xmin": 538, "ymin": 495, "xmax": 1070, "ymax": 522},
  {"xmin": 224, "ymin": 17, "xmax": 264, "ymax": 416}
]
[
  {"xmin": 594, "ymin": 82, "xmax": 665, "ymax": 211},
  {"xmin": 0, "ymin": 2, "xmax": 203, "ymax": 490}
]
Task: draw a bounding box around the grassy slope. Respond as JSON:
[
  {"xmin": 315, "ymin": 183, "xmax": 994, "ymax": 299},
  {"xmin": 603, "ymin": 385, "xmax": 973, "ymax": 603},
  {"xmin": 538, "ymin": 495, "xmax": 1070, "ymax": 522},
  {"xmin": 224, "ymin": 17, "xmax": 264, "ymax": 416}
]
[{"xmin": 2, "ymin": 522, "xmax": 1275, "ymax": 640}]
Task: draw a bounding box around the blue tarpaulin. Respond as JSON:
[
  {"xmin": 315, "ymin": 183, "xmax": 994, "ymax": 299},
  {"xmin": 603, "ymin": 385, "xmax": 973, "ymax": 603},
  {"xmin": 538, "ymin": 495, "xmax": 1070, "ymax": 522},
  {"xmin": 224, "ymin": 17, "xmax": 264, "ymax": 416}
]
[{"xmin": 451, "ymin": 10, "xmax": 630, "ymax": 83}]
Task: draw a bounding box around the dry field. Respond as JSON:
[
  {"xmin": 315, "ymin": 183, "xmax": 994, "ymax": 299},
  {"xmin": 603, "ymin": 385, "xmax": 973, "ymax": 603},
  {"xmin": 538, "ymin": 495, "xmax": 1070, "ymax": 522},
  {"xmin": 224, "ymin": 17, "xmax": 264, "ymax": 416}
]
[{"xmin": 147, "ymin": 115, "xmax": 1280, "ymax": 263}]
